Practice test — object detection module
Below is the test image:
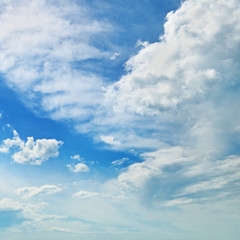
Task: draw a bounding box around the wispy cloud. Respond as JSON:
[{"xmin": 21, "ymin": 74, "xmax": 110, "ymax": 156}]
[
  {"xmin": 110, "ymin": 52, "xmax": 120, "ymax": 60},
  {"xmin": 73, "ymin": 191, "xmax": 100, "ymax": 199},
  {"xmin": 0, "ymin": 0, "xmax": 110, "ymax": 123},
  {"xmin": 15, "ymin": 185, "xmax": 62, "ymax": 199},
  {"xmin": 112, "ymin": 157, "xmax": 129, "ymax": 166}
]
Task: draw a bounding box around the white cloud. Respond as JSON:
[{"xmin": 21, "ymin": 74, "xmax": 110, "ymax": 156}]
[
  {"xmin": 0, "ymin": 0, "xmax": 239, "ymax": 214},
  {"xmin": 112, "ymin": 157, "xmax": 129, "ymax": 166},
  {"xmin": 0, "ymin": 198, "xmax": 22, "ymax": 210},
  {"xmin": 116, "ymin": 147, "xmax": 191, "ymax": 190},
  {"xmin": 0, "ymin": 0, "xmax": 239, "ymax": 154},
  {"xmin": 159, "ymin": 198, "xmax": 194, "ymax": 207},
  {"xmin": 113, "ymin": 146, "xmax": 240, "ymax": 205},
  {"xmin": 102, "ymin": 0, "xmax": 240, "ymax": 150},
  {"xmin": 67, "ymin": 163, "xmax": 89, "ymax": 173},
  {"xmin": 15, "ymin": 185, "xmax": 62, "ymax": 199},
  {"xmin": 100, "ymin": 135, "xmax": 121, "ymax": 146},
  {"xmin": 0, "ymin": 0, "xmax": 110, "ymax": 122},
  {"xmin": 71, "ymin": 155, "xmax": 81, "ymax": 161},
  {"xmin": 110, "ymin": 52, "xmax": 120, "ymax": 60},
  {"xmin": 1, "ymin": 130, "xmax": 24, "ymax": 152},
  {"xmin": 0, "ymin": 129, "xmax": 63, "ymax": 165},
  {"xmin": 73, "ymin": 190, "xmax": 100, "ymax": 199},
  {"xmin": 12, "ymin": 137, "xmax": 63, "ymax": 165}
]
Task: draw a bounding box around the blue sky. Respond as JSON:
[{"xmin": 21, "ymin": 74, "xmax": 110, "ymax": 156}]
[{"xmin": 0, "ymin": 0, "xmax": 240, "ymax": 239}]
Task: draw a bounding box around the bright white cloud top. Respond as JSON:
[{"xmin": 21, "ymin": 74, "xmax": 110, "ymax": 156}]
[
  {"xmin": 0, "ymin": 0, "xmax": 239, "ymax": 239},
  {"xmin": 0, "ymin": 129, "xmax": 63, "ymax": 165}
]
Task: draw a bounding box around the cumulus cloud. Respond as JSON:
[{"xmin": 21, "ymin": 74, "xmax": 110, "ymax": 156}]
[
  {"xmin": 73, "ymin": 191, "xmax": 100, "ymax": 199},
  {"xmin": 106, "ymin": 0, "xmax": 240, "ymax": 115},
  {"xmin": 15, "ymin": 185, "xmax": 62, "ymax": 199},
  {"xmin": 12, "ymin": 137, "xmax": 63, "ymax": 165},
  {"xmin": 67, "ymin": 163, "xmax": 89, "ymax": 173},
  {"xmin": 67, "ymin": 154, "xmax": 89, "ymax": 172},
  {"xmin": 0, "ymin": 130, "xmax": 24, "ymax": 152},
  {"xmin": 0, "ymin": 129, "xmax": 63, "ymax": 165},
  {"xmin": 102, "ymin": 0, "xmax": 240, "ymax": 151}
]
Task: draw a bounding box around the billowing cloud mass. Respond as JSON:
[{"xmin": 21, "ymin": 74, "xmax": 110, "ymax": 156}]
[
  {"xmin": 103, "ymin": 0, "xmax": 240, "ymax": 150},
  {"xmin": 15, "ymin": 185, "xmax": 62, "ymax": 199},
  {"xmin": 106, "ymin": 0, "xmax": 240, "ymax": 204},
  {"xmin": 0, "ymin": 129, "xmax": 63, "ymax": 165}
]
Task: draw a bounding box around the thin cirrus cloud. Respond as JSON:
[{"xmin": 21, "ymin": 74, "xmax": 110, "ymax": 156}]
[
  {"xmin": 0, "ymin": 129, "xmax": 63, "ymax": 165},
  {"xmin": 73, "ymin": 190, "xmax": 100, "ymax": 199},
  {"xmin": 112, "ymin": 157, "xmax": 129, "ymax": 166},
  {"xmin": 15, "ymin": 185, "xmax": 62, "ymax": 199}
]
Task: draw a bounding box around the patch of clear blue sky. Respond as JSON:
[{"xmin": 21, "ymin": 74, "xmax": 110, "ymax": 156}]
[
  {"xmin": 0, "ymin": 210, "xmax": 25, "ymax": 228},
  {"xmin": 0, "ymin": 0, "xmax": 182, "ymax": 180}
]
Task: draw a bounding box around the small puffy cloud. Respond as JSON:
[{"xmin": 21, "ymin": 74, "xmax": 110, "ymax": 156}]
[
  {"xmin": 112, "ymin": 157, "xmax": 129, "ymax": 166},
  {"xmin": 0, "ymin": 129, "xmax": 63, "ymax": 165},
  {"xmin": 15, "ymin": 185, "xmax": 62, "ymax": 199},
  {"xmin": 100, "ymin": 136, "xmax": 121, "ymax": 146},
  {"xmin": 73, "ymin": 191, "xmax": 100, "ymax": 199},
  {"xmin": 110, "ymin": 52, "xmax": 120, "ymax": 60},
  {"xmin": 67, "ymin": 163, "xmax": 89, "ymax": 173},
  {"xmin": 71, "ymin": 155, "xmax": 81, "ymax": 160}
]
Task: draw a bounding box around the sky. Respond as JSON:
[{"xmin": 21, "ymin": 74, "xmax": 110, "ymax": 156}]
[{"xmin": 0, "ymin": 0, "xmax": 240, "ymax": 239}]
